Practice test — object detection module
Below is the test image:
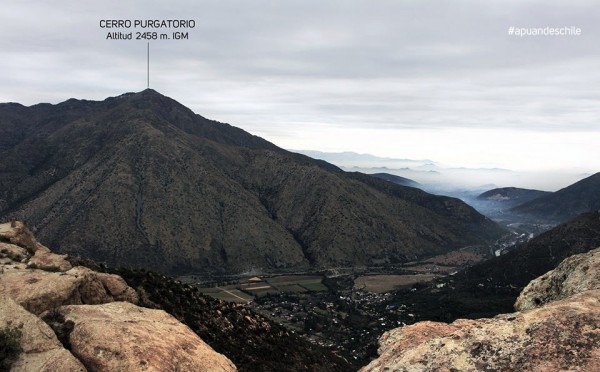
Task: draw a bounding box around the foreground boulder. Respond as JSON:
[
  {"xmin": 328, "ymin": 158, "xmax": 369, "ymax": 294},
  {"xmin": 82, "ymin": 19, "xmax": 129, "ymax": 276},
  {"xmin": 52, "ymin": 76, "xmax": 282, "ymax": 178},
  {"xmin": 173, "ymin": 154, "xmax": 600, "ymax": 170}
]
[
  {"xmin": 46, "ymin": 302, "xmax": 236, "ymax": 371},
  {"xmin": 0, "ymin": 295, "xmax": 85, "ymax": 372},
  {"xmin": 1, "ymin": 221, "xmax": 236, "ymax": 371},
  {"xmin": 28, "ymin": 249, "xmax": 73, "ymax": 272},
  {"xmin": 515, "ymin": 247, "xmax": 600, "ymax": 311},
  {"xmin": 1, "ymin": 222, "xmax": 139, "ymax": 315},
  {"xmin": 362, "ymin": 248, "xmax": 600, "ymax": 371},
  {"xmin": 2, "ymin": 264, "xmax": 138, "ymax": 315},
  {"xmin": 0, "ymin": 221, "xmax": 47, "ymax": 254}
]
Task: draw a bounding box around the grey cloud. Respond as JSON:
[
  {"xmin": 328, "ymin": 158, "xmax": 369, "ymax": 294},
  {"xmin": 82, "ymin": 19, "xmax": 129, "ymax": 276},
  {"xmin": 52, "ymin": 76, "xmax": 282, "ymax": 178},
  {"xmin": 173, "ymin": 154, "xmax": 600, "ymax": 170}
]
[{"xmin": 1, "ymin": 0, "xmax": 599, "ymax": 172}]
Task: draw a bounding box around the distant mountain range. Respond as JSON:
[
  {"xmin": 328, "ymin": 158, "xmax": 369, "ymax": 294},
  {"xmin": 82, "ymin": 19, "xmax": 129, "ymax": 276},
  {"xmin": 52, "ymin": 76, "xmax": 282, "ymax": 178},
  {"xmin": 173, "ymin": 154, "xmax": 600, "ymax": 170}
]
[
  {"xmin": 289, "ymin": 150, "xmax": 436, "ymax": 169},
  {"xmin": 510, "ymin": 173, "xmax": 600, "ymax": 223},
  {"xmin": 292, "ymin": 150, "xmax": 592, "ymax": 193},
  {"xmin": 0, "ymin": 90, "xmax": 503, "ymax": 275},
  {"xmin": 468, "ymin": 174, "xmax": 600, "ymax": 224}
]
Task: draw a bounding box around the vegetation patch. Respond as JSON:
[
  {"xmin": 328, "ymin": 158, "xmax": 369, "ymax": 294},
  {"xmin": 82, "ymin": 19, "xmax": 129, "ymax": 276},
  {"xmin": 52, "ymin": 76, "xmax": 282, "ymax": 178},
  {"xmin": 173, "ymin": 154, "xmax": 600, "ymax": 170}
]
[
  {"xmin": 272, "ymin": 284, "xmax": 307, "ymax": 293},
  {"xmin": 42, "ymin": 308, "xmax": 75, "ymax": 351},
  {"xmin": 0, "ymin": 327, "xmax": 22, "ymax": 371}
]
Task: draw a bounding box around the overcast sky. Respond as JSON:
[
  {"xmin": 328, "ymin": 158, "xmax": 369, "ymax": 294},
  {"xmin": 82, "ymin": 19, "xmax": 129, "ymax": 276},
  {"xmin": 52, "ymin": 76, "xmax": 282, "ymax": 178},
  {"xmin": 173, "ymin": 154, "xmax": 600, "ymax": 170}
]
[{"xmin": 1, "ymin": 0, "xmax": 599, "ymax": 183}]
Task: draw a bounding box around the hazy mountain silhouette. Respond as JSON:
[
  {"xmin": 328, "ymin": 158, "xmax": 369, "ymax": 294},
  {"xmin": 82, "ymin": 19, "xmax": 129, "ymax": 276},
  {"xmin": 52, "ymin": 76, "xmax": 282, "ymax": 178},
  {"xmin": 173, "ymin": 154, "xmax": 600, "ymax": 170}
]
[
  {"xmin": 478, "ymin": 187, "xmax": 549, "ymax": 202},
  {"xmin": 511, "ymin": 173, "xmax": 600, "ymax": 223},
  {"xmin": 370, "ymin": 173, "xmax": 420, "ymax": 188},
  {"xmin": 0, "ymin": 90, "xmax": 503, "ymax": 274},
  {"xmin": 475, "ymin": 187, "xmax": 551, "ymax": 210}
]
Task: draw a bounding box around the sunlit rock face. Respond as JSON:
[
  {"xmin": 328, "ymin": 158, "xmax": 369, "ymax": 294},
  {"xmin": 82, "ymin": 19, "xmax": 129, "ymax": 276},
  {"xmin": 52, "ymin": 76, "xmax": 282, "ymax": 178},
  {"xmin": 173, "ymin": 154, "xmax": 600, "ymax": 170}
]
[
  {"xmin": 361, "ymin": 248, "xmax": 600, "ymax": 372},
  {"xmin": 0, "ymin": 221, "xmax": 236, "ymax": 372}
]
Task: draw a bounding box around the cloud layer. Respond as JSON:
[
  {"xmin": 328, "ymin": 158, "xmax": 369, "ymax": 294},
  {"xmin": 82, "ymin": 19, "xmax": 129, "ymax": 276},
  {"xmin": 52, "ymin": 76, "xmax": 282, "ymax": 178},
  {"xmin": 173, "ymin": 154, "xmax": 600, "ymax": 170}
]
[{"xmin": 1, "ymin": 0, "xmax": 599, "ymax": 174}]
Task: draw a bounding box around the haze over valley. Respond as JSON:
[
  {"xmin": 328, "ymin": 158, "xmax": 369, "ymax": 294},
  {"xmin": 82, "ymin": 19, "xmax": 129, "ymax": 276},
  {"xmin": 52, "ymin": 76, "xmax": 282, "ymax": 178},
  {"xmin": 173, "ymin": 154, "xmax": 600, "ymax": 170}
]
[{"xmin": 292, "ymin": 150, "xmax": 594, "ymax": 192}]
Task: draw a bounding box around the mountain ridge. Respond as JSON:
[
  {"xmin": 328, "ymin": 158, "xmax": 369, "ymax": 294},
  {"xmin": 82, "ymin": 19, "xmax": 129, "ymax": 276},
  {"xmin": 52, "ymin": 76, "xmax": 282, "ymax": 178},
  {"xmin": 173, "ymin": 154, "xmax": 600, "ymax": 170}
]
[
  {"xmin": 511, "ymin": 172, "xmax": 600, "ymax": 223},
  {"xmin": 477, "ymin": 187, "xmax": 550, "ymax": 202},
  {"xmin": 369, "ymin": 173, "xmax": 420, "ymax": 188},
  {"xmin": 0, "ymin": 90, "xmax": 504, "ymax": 274}
]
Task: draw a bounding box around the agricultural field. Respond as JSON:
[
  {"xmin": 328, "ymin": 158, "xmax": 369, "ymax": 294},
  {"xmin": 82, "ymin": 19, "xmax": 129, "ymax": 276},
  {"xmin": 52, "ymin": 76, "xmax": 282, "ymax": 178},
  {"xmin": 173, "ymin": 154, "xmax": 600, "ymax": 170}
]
[
  {"xmin": 267, "ymin": 275, "xmax": 328, "ymax": 292},
  {"xmin": 197, "ymin": 275, "xmax": 328, "ymax": 302},
  {"xmin": 354, "ymin": 274, "xmax": 438, "ymax": 293},
  {"xmin": 196, "ymin": 285, "xmax": 254, "ymax": 303}
]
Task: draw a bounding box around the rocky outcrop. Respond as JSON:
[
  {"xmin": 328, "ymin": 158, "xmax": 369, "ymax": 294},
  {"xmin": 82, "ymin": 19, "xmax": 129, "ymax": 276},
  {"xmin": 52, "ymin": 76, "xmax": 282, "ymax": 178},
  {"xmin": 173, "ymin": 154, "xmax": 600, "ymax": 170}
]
[
  {"xmin": 0, "ymin": 295, "xmax": 85, "ymax": 372},
  {"xmin": 0, "ymin": 221, "xmax": 47, "ymax": 254},
  {"xmin": 28, "ymin": 249, "xmax": 72, "ymax": 272},
  {"xmin": 362, "ymin": 248, "xmax": 600, "ymax": 371},
  {"xmin": 0, "ymin": 221, "xmax": 236, "ymax": 371},
  {"xmin": 515, "ymin": 247, "xmax": 600, "ymax": 311},
  {"xmin": 1, "ymin": 222, "xmax": 138, "ymax": 315},
  {"xmin": 46, "ymin": 302, "xmax": 237, "ymax": 371},
  {"xmin": 95, "ymin": 272, "xmax": 139, "ymax": 303},
  {"xmin": 1, "ymin": 265, "xmax": 137, "ymax": 315}
]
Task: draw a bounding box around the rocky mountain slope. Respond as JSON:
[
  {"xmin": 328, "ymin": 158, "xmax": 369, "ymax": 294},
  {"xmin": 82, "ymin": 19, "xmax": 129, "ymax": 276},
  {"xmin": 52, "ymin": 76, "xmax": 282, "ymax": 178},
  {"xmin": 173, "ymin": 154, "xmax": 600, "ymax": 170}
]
[
  {"xmin": 362, "ymin": 247, "xmax": 600, "ymax": 371},
  {"xmin": 0, "ymin": 221, "xmax": 235, "ymax": 371},
  {"xmin": 0, "ymin": 90, "xmax": 503, "ymax": 275},
  {"xmin": 511, "ymin": 172, "xmax": 600, "ymax": 223},
  {"xmin": 0, "ymin": 221, "xmax": 353, "ymax": 371}
]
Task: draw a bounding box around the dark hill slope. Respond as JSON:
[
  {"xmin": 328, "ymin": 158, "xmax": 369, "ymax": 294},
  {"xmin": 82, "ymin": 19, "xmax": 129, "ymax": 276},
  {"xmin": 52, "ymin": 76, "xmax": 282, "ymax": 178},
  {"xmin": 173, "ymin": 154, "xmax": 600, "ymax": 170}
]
[
  {"xmin": 389, "ymin": 209, "xmax": 600, "ymax": 324},
  {"xmin": 511, "ymin": 173, "xmax": 600, "ymax": 223},
  {"xmin": 467, "ymin": 209, "xmax": 600, "ymax": 288},
  {"xmin": 0, "ymin": 90, "xmax": 503, "ymax": 274}
]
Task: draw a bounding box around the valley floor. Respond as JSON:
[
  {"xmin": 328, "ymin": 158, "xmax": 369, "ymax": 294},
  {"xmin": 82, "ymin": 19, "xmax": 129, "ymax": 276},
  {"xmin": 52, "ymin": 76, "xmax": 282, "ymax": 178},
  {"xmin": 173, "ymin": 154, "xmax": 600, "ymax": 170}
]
[{"xmin": 185, "ymin": 246, "xmax": 520, "ymax": 365}]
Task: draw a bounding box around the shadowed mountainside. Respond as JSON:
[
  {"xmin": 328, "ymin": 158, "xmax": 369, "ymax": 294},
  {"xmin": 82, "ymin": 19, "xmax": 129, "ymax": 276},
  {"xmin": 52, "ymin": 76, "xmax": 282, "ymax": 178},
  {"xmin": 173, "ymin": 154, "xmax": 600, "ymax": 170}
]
[
  {"xmin": 385, "ymin": 209, "xmax": 600, "ymax": 326},
  {"xmin": 511, "ymin": 173, "xmax": 600, "ymax": 223},
  {"xmin": 466, "ymin": 209, "xmax": 600, "ymax": 288},
  {"xmin": 0, "ymin": 90, "xmax": 503, "ymax": 275}
]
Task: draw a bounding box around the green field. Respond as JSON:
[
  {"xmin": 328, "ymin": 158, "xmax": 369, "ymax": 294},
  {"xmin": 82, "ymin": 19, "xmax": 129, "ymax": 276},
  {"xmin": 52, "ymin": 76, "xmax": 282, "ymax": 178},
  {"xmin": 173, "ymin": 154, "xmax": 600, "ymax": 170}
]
[
  {"xmin": 243, "ymin": 287, "xmax": 280, "ymax": 297},
  {"xmin": 272, "ymin": 284, "xmax": 308, "ymax": 293},
  {"xmin": 354, "ymin": 274, "xmax": 438, "ymax": 293},
  {"xmin": 266, "ymin": 275, "xmax": 327, "ymax": 292},
  {"xmin": 266, "ymin": 275, "xmax": 322, "ymax": 284},
  {"xmin": 299, "ymin": 282, "xmax": 328, "ymax": 292}
]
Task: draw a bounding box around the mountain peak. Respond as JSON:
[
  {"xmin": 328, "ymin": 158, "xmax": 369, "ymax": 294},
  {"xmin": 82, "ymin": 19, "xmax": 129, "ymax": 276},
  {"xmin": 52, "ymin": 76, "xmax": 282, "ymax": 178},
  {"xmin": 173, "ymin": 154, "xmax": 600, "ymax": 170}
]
[
  {"xmin": 0, "ymin": 92, "xmax": 503, "ymax": 274},
  {"xmin": 113, "ymin": 88, "xmax": 163, "ymax": 98},
  {"xmin": 109, "ymin": 88, "xmax": 180, "ymax": 108}
]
